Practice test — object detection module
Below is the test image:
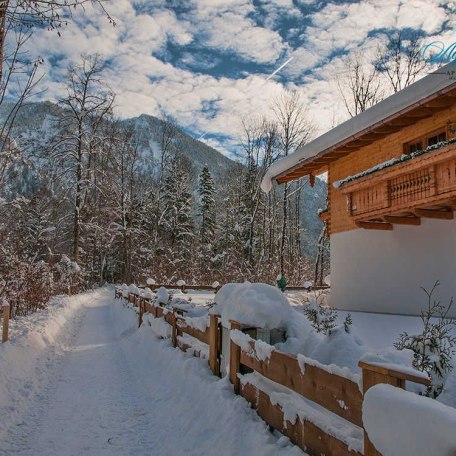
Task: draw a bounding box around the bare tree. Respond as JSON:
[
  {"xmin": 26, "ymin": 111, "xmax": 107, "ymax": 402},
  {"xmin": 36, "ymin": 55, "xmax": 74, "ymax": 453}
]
[
  {"xmin": 337, "ymin": 52, "xmax": 383, "ymax": 117},
  {"xmin": 0, "ymin": 1, "xmax": 112, "ymax": 85},
  {"xmin": 374, "ymin": 30, "xmax": 427, "ymax": 93},
  {"xmin": 272, "ymin": 89, "xmax": 315, "ymax": 278},
  {"xmin": 53, "ymin": 54, "xmax": 114, "ymax": 261}
]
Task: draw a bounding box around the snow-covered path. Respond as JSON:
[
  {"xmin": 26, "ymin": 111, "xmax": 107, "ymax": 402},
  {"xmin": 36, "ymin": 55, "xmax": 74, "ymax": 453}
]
[{"xmin": 1, "ymin": 289, "xmax": 301, "ymax": 456}]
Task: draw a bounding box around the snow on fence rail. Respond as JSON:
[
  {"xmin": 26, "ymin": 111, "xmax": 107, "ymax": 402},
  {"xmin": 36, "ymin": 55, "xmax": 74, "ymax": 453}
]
[{"xmin": 118, "ymin": 287, "xmax": 443, "ymax": 456}]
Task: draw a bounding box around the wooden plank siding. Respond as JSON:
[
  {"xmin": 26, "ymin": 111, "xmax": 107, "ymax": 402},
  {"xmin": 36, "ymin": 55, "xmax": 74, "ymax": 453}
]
[
  {"xmin": 329, "ymin": 104, "xmax": 456, "ymax": 234},
  {"xmin": 340, "ymin": 142, "xmax": 456, "ymax": 225}
]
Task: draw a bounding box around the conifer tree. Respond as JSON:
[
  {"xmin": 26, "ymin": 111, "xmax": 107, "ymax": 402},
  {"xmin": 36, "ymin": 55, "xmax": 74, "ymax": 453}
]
[{"xmin": 198, "ymin": 165, "xmax": 216, "ymax": 246}]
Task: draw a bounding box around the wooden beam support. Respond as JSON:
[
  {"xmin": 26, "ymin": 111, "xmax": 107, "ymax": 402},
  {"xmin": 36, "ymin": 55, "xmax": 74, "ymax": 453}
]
[
  {"xmin": 414, "ymin": 208, "xmax": 454, "ymax": 220},
  {"xmin": 356, "ymin": 221, "xmax": 393, "ymax": 230},
  {"xmin": 384, "ymin": 215, "xmax": 421, "ymax": 226},
  {"xmin": 423, "ymin": 99, "xmax": 455, "ymax": 109}
]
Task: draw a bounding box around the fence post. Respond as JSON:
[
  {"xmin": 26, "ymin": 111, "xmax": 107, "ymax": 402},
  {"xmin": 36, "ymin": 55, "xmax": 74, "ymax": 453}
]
[
  {"xmin": 171, "ymin": 311, "xmax": 178, "ymax": 348},
  {"xmin": 229, "ymin": 320, "xmax": 241, "ymax": 394},
  {"xmin": 2, "ymin": 301, "xmax": 10, "ymax": 343},
  {"xmin": 209, "ymin": 314, "xmax": 221, "ymax": 376},
  {"xmin": 359, "ymin": 361, "xmax": 410, "ymax": 456},
  {"xmin": 138, "ymin": 298, "xmax": 144, "ymax": 328}
]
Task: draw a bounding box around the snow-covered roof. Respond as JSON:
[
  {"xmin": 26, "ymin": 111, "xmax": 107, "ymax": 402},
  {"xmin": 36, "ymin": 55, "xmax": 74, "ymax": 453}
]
[{"xmin": 261, "ymin": 62, "xmax": 456, "ymax": 193}]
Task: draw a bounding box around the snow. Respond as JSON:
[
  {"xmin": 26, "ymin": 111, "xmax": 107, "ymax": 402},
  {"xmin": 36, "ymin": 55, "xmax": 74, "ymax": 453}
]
[
  {"xmin": 146, "ymin": 278, "xmax": 156, "ymax": 286},
  {"xmin": 128, "ymin": 283, "xmax": 140, "ymax": 295},
  {"xmin": 177, "ymin": 333, "xmax": 209, "ymax": 359},
  {"xmin": 214, "ymin": 282, "xmax": 292, "ymax": 329},
  {"xmin": 360, "ymin": 353, "xmax": 429, "ymax": 382},
  {"xmin": 176, "ymin": 279, "xmax": 185, "ymax": 287},
  {"xmin": 0, "ymin": 289, "xmax": 303, "ymax": 456},
  {"xmin": 261, "ymin": 61, "xmax": 456, "ymax": 193},
  {"xmin": 363, "ymin": 384, "xmax": 456, "ymax": 456},
  {"xmin": 297, "ymin": 353, "xmax": 361, "ymax": 386},
  {"xmin": 0, "ymin": 291, "xmax": 90, "ymax": 446},
  {"xmin": 141, "ymin": 287, "xmax": 154, "ymax": 299},
  {"xmin": 182, "ymin": 315, "xmax": 209, "ymax": 331},
  {"xmin": 230, "ymin": 329, "xmax": 276, "ymax": 362},
  {"xmin": 155, "ymin": 286, "xmax": 169, "ymax": 305},
  {"xmin": 212, "ymin": 281, "xmax": 220, "ymax": 289}
]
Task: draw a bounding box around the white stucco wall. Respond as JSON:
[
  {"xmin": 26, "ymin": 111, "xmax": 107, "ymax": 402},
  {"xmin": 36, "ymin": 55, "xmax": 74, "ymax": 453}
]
[{"xmin": 331, "ymin": 218, "xmax": 456, "ymax": 317}]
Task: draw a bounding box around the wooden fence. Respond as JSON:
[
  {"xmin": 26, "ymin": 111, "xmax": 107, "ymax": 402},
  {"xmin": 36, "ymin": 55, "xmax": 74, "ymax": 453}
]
[
  {"xmin": 125, "ymin": 283, "xmax": 330, "ymax": 294},
  {"xmin": 119, "ymin": 288, "xmax": 430, "ymax": 456}
]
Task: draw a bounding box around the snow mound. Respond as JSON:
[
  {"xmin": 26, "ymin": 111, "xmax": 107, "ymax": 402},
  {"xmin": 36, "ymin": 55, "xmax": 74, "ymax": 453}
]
[
  {"xmin": 176, "ymin": 279, "xmax": 185, "ymax": 287},
  {"xmin": 364, "ymin": 384, "xmax": 456, "ymax": 456},
  {"xmin": 146, "ymin": 278, "xmax": 156, "ymax": 286},
  {"xmin": 156, "ymin": 287, "xmax": 169, "ymax": 305},
  {"xmin": 142, "ymin": 287, "xmax": 154, "ymax": 299},
  {"xmin": 128, "ymin": 284, "xmax": 140, "ymax": 295},
  {"xmin": 215, "ymin": 282, "xmax": 291, "ymax": 329}
]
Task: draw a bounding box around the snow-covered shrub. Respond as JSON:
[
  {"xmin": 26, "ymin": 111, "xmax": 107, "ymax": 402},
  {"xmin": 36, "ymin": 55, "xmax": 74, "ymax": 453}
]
[
  {"xmin": 304, "ymin": 301, "xmax": 352, "ymax": 336},
  {"xmin": 54, "ymin": 255, "xmax": 81, "ymax": 295},
  {"xmin": 146, "ymin": 278, "xmax": 156, "ymax": 286},
  {"xmin": 344, "ymin": 314, "xmax": 353, "ymax": 333},
  {"xmin": 304, "ymin": 301, "xmax": 337, "ymax": 335},
  {"xmin": 394, "ymin": 281, "xmax": 456, "ymax": 398},
  {"xmin": 0, "ymin": 247, "xmax": 53, "ymax": 317}
]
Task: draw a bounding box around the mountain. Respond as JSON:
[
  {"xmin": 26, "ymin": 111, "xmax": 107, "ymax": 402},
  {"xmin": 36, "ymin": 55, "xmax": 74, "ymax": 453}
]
[
  {"xmin": 0, "ymin": 101, "xmax": 236, "ymax": 181},
  {"xmin": 121, "ymin": 114, "xmax": 235, "ymax": 181}
]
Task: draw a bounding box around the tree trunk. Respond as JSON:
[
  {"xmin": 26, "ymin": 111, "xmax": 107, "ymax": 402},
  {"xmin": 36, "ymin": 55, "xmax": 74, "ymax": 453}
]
[{"xmin": 0, "ymin": 1, "xmax": 9, "ymax": 87}]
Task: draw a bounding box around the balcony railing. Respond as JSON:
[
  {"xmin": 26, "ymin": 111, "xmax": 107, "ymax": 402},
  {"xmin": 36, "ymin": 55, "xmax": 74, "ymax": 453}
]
[{"xmin": 339, "ymin": 142, "xmax": 456, "ymax": 229}]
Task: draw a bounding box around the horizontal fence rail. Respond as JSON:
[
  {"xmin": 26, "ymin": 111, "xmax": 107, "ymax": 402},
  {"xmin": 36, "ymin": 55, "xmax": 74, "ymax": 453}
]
[{"xmin": 118, "ymin": 287, "xmax": 437, "ymax": 456}]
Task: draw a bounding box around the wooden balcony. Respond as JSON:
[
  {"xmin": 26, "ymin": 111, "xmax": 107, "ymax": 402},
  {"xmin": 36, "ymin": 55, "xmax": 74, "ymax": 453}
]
[{"xmin": 339, "ymin": 142, "xmax": 456, "ymax": 230}]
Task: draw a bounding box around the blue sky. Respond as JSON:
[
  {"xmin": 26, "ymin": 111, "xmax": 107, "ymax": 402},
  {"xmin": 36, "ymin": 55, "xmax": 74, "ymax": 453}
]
[{"xmin": 18, "ymin": 0, "xmax": 456, "ymax": 158}]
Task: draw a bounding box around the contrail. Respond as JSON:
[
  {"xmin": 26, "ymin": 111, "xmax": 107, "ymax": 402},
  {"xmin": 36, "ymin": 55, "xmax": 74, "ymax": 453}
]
[
  {"xmin": 265, "ymin": 56, "xmax": 294, "ymax": 81},
  {"xmin": 197, "ymin": 56, "xmax": 294, "ymax": 142}
]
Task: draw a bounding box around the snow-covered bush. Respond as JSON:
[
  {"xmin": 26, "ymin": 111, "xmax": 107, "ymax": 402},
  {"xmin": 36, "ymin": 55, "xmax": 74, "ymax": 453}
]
[
  {"xmin": 394, "ymin": 281, "xmax": 456, "ymax": 398},
  {"xmin": 304, "ymin": 301, "xmax": 336, "ymax": 335},
  {"xmin": 146, "ymin": 278, "xmax": 156, "ymax": 286},
  {"xmin": 176, "ymin": 279, "xmax": 185, "ymax": 287},
  {"xmin": 54, "ymin": 255, "xmax": 81, "ymax": 295},
  {"xmin": 0, "ymin": 237, "xmax": 54, "ymax": 317},
  {"xmin": 304, "ymin": 301, "xmax": 352, "ymax": 336}
]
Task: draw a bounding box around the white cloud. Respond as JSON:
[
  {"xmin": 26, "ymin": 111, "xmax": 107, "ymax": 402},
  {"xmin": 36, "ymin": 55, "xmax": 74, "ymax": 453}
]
[{"xmin": 12, "ymin": 0, "xmax": 456, "ymax": 160}]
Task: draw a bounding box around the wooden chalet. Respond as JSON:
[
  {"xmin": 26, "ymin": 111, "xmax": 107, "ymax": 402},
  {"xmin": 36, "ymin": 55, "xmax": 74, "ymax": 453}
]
[{"xmin": 262, "ymin": 62, "xmax": 456, "ymax": 316}]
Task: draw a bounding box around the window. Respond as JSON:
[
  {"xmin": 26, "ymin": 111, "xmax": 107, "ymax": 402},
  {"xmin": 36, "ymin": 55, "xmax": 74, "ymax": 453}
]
[
  {"xmin": 427, "ymin": 131, "xmax": 446, "ymax": 147},
  {"xmin": 404, "ymin": 128, "xmax": 447, "ymax": 154},
  {"xmin": 408, "ymin": 141, "xmax": 423, "ymax": 153}
]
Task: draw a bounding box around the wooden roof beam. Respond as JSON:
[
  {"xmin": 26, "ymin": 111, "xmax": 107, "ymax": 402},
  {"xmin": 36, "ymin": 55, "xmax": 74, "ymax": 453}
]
[
  {"xmin": 356, "ymin": 221, "xmax": 393, "ymax": 230},
  {"xmin": 384, "ymin": 215, "xmax": 421, "ymax": 226},
  {"xmin": 414, "ymin": 208, "xmax": 454, "ymax": 220},
  {"xmin": 424, "ymin": 99, "xmax": 456, "ymax": 109}
]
